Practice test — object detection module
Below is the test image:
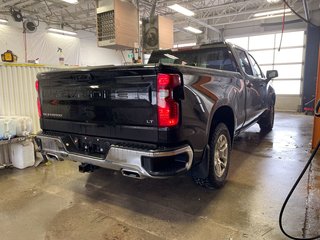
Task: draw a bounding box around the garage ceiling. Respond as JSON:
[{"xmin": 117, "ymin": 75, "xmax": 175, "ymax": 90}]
[{"xmin": 0, "ymin": 0, "xmax": 319, "ymax": 33}]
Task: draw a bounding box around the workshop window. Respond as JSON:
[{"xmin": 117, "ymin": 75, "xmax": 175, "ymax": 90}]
[{"xmin": 227, "ymin": 30, "xmax": 305, "ymax": 96}]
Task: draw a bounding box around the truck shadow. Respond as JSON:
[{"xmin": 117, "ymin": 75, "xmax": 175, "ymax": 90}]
[
  {"xmin": 79, "ymin": 127, "xmax": 275, "ymax": 224},
  {"xmin": 84, "ymin": 169, "xmax": 220, "ymax": 222},
  {"xmin": 81, "ymin": 156, "xmax": 256, "ymax": 225}
]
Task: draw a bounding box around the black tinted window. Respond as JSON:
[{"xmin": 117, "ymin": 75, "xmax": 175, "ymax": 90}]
[{"xmin": 148, "ymin": 47, "xmax": 237, "ymax": 72}]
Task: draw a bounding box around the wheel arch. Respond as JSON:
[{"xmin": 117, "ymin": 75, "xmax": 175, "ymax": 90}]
[
  {"xmin": 268, "ymin": 85, "xmax": 276, "ymax": 106},
  {"xmin": 208, "ymin": 105, "xmax": 235, "ymax": 145},
  {"xmin": 192, "ymin": 105, "xmax": 236, "ymax": 178},
  {"xmin": 191, "ymin": 105, "xmax": 236, "ymax": 179}
]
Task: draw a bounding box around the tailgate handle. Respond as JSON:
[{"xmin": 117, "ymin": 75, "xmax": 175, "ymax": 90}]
[{"xmin": 72, "ymin": 73, "xmax": 92, "ymax": 81}]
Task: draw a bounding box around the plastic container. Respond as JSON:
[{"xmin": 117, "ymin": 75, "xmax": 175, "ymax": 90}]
[
  {"xmin": 0, "ymin": 119, "xmax": 5, "ymax": 140},
  {"xmin": 10, "ymin": 141, "xmax": 35, "ymax": 169},
  {"xmin": 12, "ymin": 116, "xmax": 33, "ymax": 136},
  {"xmin": 0, "ymin": 116, "xmax": 17, "ymax": 139},
  {"xmin": 58, "ymin": 48, "xmax": 64, "ymax": 65}
]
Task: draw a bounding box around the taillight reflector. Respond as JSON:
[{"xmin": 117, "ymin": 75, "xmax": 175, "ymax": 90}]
[
  {"xmin": 35, "ymin": 80, "xmax": 42, "ymax": 117},
  {"xmin": 157, "ymin": 74, "xmax": 181, "ymax": 127},
  {"xmin": 37, "ymin": 98, "xmax": 42, "ymax": 117},
  {"xmin": 35, "ymin": 80, "xmax": 39, "ymax": 91}
]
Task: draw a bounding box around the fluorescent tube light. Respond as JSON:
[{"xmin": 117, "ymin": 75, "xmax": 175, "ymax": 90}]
[
  {"xmin": 61, "ymin": 0, "xmax": 78, "ymax": 4},
  {"xmin": 267, "ymin": 0, "xmax": 281, "ymax": 2},
  {"xmin": 254, "ymin": 9, "xmax": 291, "ymax": 17},
  {"xmin": 0, "ymin": 19, "xmax": 8, "ymax": 24},
  {"xmin": 184, "ymin": 26, "xmax": 202, "ymax": 34},
  {"xmin": 48, "ymin": 28, "xmax": 77, "ymax": 36},
  {"xmin": 168, "ymin": 4, "xmax": 194, "ymax": 16}
]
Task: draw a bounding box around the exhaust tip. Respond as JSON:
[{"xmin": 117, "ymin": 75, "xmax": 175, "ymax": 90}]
[
  {"xmin": 46, "ymin": 153, "xmax": 59, "ymax": 161},
  {"xmin": 121, "ymin": 169, "xmax": 142, "ymax": 179}
]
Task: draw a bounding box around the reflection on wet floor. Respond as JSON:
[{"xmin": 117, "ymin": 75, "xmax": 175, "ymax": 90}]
[{"xmin": 0, "ymin": 112, "xmax": 319, "ymax": 240}]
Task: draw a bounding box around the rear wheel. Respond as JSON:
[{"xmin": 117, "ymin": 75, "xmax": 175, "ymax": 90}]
[
  {"xmin": 259, "ymin": 105, "xmax": 275, "ymax": 132},
  {"xmin": 193, "ymin": 123, "xmax": 231, "ymax": 189}
]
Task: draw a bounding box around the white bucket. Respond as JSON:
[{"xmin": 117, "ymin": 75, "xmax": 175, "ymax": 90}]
[{"xmin": 10, "ymin": 141, "xmax": 35, "ymax": 169}]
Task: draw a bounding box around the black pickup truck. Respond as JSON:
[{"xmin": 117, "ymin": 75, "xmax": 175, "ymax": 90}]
[{"xmin": 35, "ymin": 42, "xmax": 278, "ymax": 189}]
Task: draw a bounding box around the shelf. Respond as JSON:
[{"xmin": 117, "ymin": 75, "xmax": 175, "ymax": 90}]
[{"xmin": 0, "ymin": 136, "xmax": 33, "ymax": 146}]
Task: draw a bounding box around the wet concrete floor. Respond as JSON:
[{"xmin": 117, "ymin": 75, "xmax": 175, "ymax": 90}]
[{"xmin": 0, "ymin": 112, "xmax": 319, "ymax": 240}]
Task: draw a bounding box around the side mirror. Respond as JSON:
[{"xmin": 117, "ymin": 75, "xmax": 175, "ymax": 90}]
[{"xmin": 266, "ymin": 70, "xmax": 278, "ymax": 81}]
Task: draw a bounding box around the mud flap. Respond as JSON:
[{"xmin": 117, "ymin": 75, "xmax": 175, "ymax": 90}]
[{"xmin": 191, "ymin": 145, "xmax": 210, "ymax": 178}]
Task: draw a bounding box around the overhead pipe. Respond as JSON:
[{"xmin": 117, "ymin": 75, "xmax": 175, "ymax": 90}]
[
  {"xmin": 149, "ymin": 0, "xmax": 157, "ymax": 21},
  {"xmin": 302, "ymin": 0, "xmax": 310, "ymax": 21}
]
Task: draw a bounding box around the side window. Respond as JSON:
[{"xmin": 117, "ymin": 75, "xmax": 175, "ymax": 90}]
[
  {"xmin": 199, "ymin": 48, "xmax": 237, "ymax": 72},
  {"xmin": 248, "ymin": 54, "xmax": 263, "ymax": 78},
  {"xmin": 148, "ymin": 51, "xmax": 198, "ymax": 66},
  {"xmin": 235, "ymin": 49, "xmax": 253, "ymax": 76}
]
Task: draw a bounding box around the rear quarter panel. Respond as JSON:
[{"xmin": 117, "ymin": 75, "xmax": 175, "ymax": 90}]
[{"xmin": 159, "ymin": 64, "xmax": 246, "ymax": 162}]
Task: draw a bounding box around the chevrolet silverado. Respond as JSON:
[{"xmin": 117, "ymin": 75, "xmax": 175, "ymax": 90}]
[{"xmin": 35, "ymin": 42, "xmax": 278, "ymax": 189}]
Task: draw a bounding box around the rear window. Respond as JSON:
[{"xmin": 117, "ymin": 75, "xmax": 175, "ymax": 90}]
[{"xmin": 148, "ymin": 47, "xmax": 237, "ymax": 72}]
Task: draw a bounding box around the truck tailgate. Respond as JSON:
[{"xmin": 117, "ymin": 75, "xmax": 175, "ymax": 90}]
[{"xmin": 37, "ymin": 66, "xmax": 158, "ymax": 143}]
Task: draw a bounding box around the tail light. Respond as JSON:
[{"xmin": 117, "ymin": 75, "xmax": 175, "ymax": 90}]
[
  {"xmin": 157, "ymin": 73, "xmax": 181, "ymax": 127},
  {"xmin": 35, "ymin": 80, "xmax": 42, "ymax": 117}
]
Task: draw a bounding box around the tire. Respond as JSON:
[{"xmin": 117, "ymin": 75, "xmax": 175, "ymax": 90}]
[
  {"xmin": 193, "ymin": 123, "xmax": 231, "ymax": 189},
  {"xmin": 259, "ymin": 104, "xmax": 275, "ymax": 133}
]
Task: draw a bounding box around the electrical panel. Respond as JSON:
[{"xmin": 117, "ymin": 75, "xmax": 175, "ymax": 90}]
[{"xmin": 97, "ymin": 0, "xmax": 138, "ymax": 49}]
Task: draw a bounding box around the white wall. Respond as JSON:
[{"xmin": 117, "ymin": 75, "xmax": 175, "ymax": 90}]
[
  {"xmin": 78, "ymin": 32, "xmax": 124, "ymax": 66},
  {"xmin": 0, "ymin": 22, "xmax": 26, "ymax": 63},
  {"xmin": 0, "ymin": 19, "xmax": 123, "ymax": 66}
]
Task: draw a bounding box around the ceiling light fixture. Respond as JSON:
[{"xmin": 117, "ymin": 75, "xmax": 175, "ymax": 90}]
[
  {"xmin": 48, "ymin": 28, "xmax": 77, "ymax": 36},
  {"xmin": 184, "ymin": 26, "xmax": 202, "ymax": 34},
  {"xmin": 254, "ymin": 9, "xmax": 291, "ymax": 17},
  {"xmin": 267, "ymin": 0, "xmax": 281, "ymax": 3},
  {"xmin": 0, "ymin": 19, "xmax": 8, "ymax": 24},
  {"xmin": 168, "ymin": 4, "xmax": 194, "ymax": 16},
  {"xmin": 61, "ymin": 0, "xmax": 79, "ymax": 4}
]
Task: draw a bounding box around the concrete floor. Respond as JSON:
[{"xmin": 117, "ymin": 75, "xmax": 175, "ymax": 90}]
[{"xmin": 0, "ymin": 112, "xmax": 319, "ymax": 240}]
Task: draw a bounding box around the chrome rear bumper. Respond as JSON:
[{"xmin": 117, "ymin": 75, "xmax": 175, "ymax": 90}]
[{"xmin": 35, "ymin": 134, "xmax": 193, "ymax": 179}]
